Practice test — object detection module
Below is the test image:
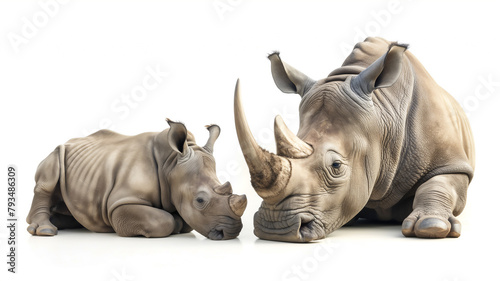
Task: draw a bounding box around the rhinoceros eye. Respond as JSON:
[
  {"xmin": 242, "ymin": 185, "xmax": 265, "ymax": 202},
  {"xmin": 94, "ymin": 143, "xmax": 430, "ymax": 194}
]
[
  {"xmin": 331, "ymin": 161, "xmax": 342, "ymax": 169},
  {"xmin": 325, "ymin": 151, "xmax": 347, "ymax": 179},
  {"xmin": 194, "ymin": 192, "xmax": 210, "ymax": 210}
]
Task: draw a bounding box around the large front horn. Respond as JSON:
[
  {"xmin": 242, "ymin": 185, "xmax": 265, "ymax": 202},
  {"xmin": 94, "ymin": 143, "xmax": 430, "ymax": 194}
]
[
  {"xmin": 233, "ymin": 79, "xmax": 291, "ymax": 199},
  {"xmin": 274, "ymin": 115, "xmax": 313, "ymax": 158}
]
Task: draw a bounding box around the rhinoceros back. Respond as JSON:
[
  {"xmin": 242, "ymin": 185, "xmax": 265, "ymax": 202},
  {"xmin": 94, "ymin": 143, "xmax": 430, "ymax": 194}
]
[
  {"xmin": 60, "ymin": 130, "xmax": 161, "ymax": 232},
  {"xmin": 327, "ymin": 37, "xmax": 475, "ymax": 209}
]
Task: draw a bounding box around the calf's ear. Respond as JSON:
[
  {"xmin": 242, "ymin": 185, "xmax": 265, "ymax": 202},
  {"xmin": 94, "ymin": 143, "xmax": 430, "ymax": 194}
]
[
  {"xmin": 203, "ymin": 124, "xmax": 220, "ymax": 154},
  {"xmin": 351, "ymin": 42, "xmax": 408, "ymax": 96},
  {"xmin": 268, "ymin": 52, "xmax": 316, "ymax": 98},
  {"xmin": 166, "ymin": 118, "xmax": 188, "ymax": 156}
]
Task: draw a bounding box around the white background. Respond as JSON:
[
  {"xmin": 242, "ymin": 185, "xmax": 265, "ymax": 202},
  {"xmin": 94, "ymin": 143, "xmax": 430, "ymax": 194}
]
[{"xmin": 1, "ymin": 1, "xmax": 499, "ymax": 281}]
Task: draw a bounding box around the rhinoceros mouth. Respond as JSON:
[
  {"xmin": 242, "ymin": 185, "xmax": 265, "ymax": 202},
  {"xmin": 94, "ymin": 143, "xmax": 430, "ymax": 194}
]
[
  {"xmin": 208, "ymin": 228, "xmax": 224, "ymax": 240},
  {"xmin": 206, "ymin": 220, "xmax": 243, "ymax": 240},
  {"xmin": 253, "ymin": 211, "xmax": 326, "ymax": 242}
]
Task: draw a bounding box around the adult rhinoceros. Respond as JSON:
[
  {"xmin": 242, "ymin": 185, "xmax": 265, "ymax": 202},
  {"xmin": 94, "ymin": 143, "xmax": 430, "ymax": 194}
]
[
  {"xmin": 234, "ymin": 37, "xmax": 474, "ymax": 242},
  {"xmin": 27, "ymin": 119, "xmax": 247, "ymax": 240}
]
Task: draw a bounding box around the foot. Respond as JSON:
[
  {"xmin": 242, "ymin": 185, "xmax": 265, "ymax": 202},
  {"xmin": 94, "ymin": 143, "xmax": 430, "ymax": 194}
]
[
  {"xmin": 402, "ymin": 208, "xmax": 461, "ymax": 238},
  {"xmin": 27, "ymin": 214, "xmax": 58, "ymax": 236}
]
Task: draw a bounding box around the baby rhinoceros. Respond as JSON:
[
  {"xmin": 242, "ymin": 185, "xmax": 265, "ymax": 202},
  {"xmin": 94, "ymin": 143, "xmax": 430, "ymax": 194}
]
[{"xmin": 27, "ymin": 119, "xmax": 247, "ymax": 240}]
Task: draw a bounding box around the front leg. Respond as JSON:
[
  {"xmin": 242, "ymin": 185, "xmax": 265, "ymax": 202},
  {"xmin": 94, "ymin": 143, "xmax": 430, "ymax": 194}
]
[
  {"xmin": 110, "ymin": 205, "xmax": 185, "ymax": 238},
  {"xmin": 402, "ymin": 174, "xmax": 468, "ymax": 238},
  {"xmin": 171, "ymin": 211, "xmax": 193, "ymax": 233}
]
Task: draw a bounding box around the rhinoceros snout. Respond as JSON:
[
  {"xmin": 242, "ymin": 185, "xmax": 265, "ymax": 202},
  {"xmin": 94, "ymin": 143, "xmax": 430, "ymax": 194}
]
[
  {"xmin": 297, "ymin": 213, "xmax": 326, "ymax": 242},
  {"xmin": 253, "ymin": 210, "xmax": 326, "ymax": 242},
  {"xmin": 208, "ymin": 228, "xmax": 225, "ymax": 240},
  {"xmin": 206, "ymin": 220, "xmax": 243, "ymax": 240}
]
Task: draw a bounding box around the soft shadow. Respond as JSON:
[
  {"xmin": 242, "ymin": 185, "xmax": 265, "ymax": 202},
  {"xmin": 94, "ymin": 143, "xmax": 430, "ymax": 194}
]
[
  {"xmin": 202, "ymin": 237, "xmax": 243, "ymax": 244},
  {"xmin": 346, "ymin": 218, "xmax": 401, "ymax": 227},
  {"xmin": 254, "ymin": 237, "xmax": 324, "ymax": 245},
  {"xmin": 339, "ymin": 218, "xmax": 404, "ymax": 238}
]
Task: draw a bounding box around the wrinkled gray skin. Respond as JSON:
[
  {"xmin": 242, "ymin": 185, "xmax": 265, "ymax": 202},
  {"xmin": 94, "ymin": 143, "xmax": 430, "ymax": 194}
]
[
  {"xmin": 27, "ymin": 120, "xmax": 247, "ymax": 240},
  {"xmin": 234, "ymin": 37, "xmax": 474, "ymax": 242}
]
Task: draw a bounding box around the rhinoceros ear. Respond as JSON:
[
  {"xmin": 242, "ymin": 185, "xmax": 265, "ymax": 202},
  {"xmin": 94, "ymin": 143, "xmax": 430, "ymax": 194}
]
[
  {"xmin": 268, "ymin": 52, "xmax": 316, "ymax": 98},
  {"xmin": 351, "ymin": 43, "xmax": 408, "ymax": 96},
  {"xmin": 203, "ymin": 124, "xmax": 220, "ymax": 154},
  {"xmin": 166, "ymin": 118, "xmax": 188, "ymax": 156}
]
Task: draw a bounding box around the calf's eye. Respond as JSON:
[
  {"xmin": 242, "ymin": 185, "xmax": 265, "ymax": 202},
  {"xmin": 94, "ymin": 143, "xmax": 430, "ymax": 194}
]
[{"xmin": 194, "ymin": 191, "xmax": 210, "ymax": 210}]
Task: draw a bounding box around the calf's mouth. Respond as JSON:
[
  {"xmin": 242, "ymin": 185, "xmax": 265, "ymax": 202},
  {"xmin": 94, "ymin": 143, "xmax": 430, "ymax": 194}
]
[{"xmin": 206, "ymin": 219, "xmax": 243, "ymax": 240}]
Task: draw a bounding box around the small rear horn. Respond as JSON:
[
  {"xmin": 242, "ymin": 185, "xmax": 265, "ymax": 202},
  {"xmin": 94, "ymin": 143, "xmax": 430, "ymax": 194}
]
[{"xmin": 214, "ymin": 181, "xmax": 233, "ymax": 195}]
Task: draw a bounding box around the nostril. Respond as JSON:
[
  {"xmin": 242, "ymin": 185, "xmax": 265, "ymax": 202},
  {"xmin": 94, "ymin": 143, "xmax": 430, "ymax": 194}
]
[
  {"xmin": 210, "ymin": 228, "xmax": 224, "ymax": 240},
  {"xmin": 299, "ymin": 216, "xmax": 314, "ymax": 233},
  {"xmin": 217, "ymin": 229, "xmax": 224, "ymax": 240},
  {"xmin": 297, "ymin": 214, "xmax": 321, "ymax": 242}
]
